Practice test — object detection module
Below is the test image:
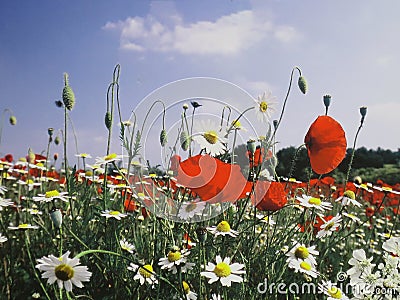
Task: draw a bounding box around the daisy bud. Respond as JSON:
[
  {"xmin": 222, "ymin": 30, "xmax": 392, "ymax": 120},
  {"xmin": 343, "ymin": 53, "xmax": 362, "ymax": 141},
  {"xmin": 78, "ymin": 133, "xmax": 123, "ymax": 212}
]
[
  {"xmin": 62, "ymin": 73, "xmax": 75, "ymax": 111},
  {"xmin": 298, "ymin": 76, "xmax": 308, "ymax": 94},
  {"xmin": 353, "ymin": 176, "xmax": 362, "ymax": 185},
  {"xmin": 180, "ymin": 131, "xmax": 190, "ymax": 151},
  {"xmin": 27, "ymin": 148, "xmax": 35, "ymax": 164},
  {"xmin": 183, "ymin": 103, "xmax": 189, "ymax": 110},
  {"xmin": 9, "ymin": 115, "xmax": 17, "ymax": 125},
  {"xmin": 160, "ymin": 129, "xmax": 167, "ymax": 147},
  {"xmin": 50, "ymin": 208, "xmax": 63, "ymax": 229},
  {"xmin": 48, "ymin": 128, "xmax": 54, "ymax": 137},
  {"xmin": 54, "ymin": 136, "xmax": 60, "ymax": 145},
  {"xmin": 105, "ymin": 112, "xmax": 112, "ymax": 129}
]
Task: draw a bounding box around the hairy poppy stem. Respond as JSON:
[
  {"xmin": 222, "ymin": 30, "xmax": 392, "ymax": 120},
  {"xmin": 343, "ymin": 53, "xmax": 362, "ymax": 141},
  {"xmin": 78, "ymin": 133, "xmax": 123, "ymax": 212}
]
[
  {"xmin": 271, "ymin": 66, "xmax": 302, "ymax": 142},
  {"xmin": 344, "ymin": 116, "xmax": 366, "ymax": 189}
]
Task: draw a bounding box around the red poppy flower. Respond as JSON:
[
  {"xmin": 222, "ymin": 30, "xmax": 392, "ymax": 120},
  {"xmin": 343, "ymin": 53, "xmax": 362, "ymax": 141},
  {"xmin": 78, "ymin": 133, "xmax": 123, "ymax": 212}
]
[
  {"xmin": 176, "ymin": 154, "xmax": 251, "ymax": 203},
  {"xmin": 247, "ymin": 147, "xmax": 272, "ymax": 168},
  {"xmin": 304, "ymin": 116, "xmax": 347, "ymax": 174},
  {"xmin": 124, "ymin": 199, "xmax": 137, "ymax": 212},
  {"xmin": 4, "ymin": 154, "xmax": 13, "ymax": 163},
  {"xmin": 170, "ymin": 154, "xmax": 181, "ymax": 173},
  {"xmin": 254, "ymin": 181, "xmax": 287, "ymax": 211}
]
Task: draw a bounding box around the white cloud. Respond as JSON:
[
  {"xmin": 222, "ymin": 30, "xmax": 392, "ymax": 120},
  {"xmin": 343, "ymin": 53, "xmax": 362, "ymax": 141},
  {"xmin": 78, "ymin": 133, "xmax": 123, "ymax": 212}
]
[{"xmin": 103, "ymin": 10, "xmax": 299, "ymax": 55}]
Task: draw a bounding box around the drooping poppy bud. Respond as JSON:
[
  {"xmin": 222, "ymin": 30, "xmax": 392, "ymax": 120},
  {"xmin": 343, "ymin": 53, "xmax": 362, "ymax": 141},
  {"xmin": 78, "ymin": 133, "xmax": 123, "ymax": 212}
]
[
  {"xmin": 180, "ymin": 131, "xmax": 190, "ymax": 151},
  {"xmin": 298, "ymin": 76, "xmax": 308, "ymax": 94},
  {"xmin": 105, "ymin": 112, "xmax": 112, "ymax": 129},
  {"xmin": 50, "ymin": 208, "xmax": 63, "ymax": 229},
  {"xmin": 160, "ymin": 129, "xmax": 167, "ymax": 147},
  {"xmin": 54, "ymin": 136, "xmax": 60, "ymax": 145},
  {"xmin": 304, "ymin": 116, "xmax": 347, "ymax": 174}
]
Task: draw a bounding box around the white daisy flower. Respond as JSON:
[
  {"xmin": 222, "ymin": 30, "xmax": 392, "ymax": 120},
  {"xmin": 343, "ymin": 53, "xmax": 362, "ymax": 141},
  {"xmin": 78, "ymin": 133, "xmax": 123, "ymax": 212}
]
[
  {"xmin": 296, "ymin": 195, "xmax": 333, "ymax": 211},
  {"xmin": 318, "ymin": 280, "xmax": 348, "ymax": 300},
  {"xmin": 0, "ymin": 233, "xmax": 8, "ymax": 243},
  {"xmin": 75, "ymin": 153, "xmax": 92, "ymax": 159},
  {"xmin": 35, "ymin": 251, "xmax": 92, "ymax": 292},
  {"xmin": 158, "ymin": 247, "xmax": 194, "ymax": 274},
  {"xmin": 201, "ymin": 255, "xmax": 245, "ymax": 287},
  {"xmin": 210, "ymin": 294, "xmax": 221, "ymax": 300},
  {"xmin": 382, "ymin": 236, "xmax": 400, "ymax": 256},
  {"xmin": 254, "ymin": 90, "xmax": 277, "ymax": 124},
  {"xmin": 178, "ymin": 201, "xmax": 207, "ymax": 220},
  {"xmin": 181, "ymin": 281, "xmax": 197, "ymax": 300},
  {"xmin": 316, "ymin": 214, "xmax": 342, "ymax": 239},
  {"xmin": 192, "ymin": 120, "xmax": 226, "ymax": 156},
  {"xmin": 207, "ymin": 220, "xmax": 238, "ymax": 238},
  {"xmin": 33, "ymin": 190, "xmax": 69, "ymax": 203},
  {"xmin": 347, "ymin": 249, "xmax": 375, "ymax": 281},
  {"xmin": 336, "ymin": 190, "xmax": 361, "ymax": 207},
  {"xmin": 8, "ymin": 223, "xmax": 39, "ymax": 230},
  {"xmin": 286, "ymin": 242, "xmax": 319, "ymax": 267},
  {"xmin": 342, "ymin": 212, "xmax": 361, "ymax": 223},
  {"xmin": 119, "ymin": 238, "xmax": 135, "ymax": 254},
  {"xmin": 0, "ymin": 198, "xmax": 13, "ymax": 210},
  {"xmin": 95, "ymin": 153, "xmax": 123, "ymax": 165},
  {"xmin": 100, "ymin": 210, "xmax": 127, "ymax": 220},
  {"xmin": 0, "ymin": 185, "xmax": 7, "ymax": 195},
  {"xmin": 127, "ymin": 263, "xmax": 158, "ymax": 286},
  {"xmin": 288, "ymin": 259, "xmax": 318, "ymax": 278}
]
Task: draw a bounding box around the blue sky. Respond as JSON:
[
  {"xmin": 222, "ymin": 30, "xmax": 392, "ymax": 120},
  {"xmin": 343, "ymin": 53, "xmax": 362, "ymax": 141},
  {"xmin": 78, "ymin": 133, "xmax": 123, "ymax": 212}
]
[{"xmin": 0, "ymin": 0, "xmax": 399, "ymax": 166}]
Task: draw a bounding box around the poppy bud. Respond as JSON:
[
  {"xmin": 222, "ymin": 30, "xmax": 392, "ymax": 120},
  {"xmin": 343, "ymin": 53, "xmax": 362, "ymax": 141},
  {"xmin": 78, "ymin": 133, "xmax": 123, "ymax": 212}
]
[
  {"xmin": 323, "ymin": 95, "xmax": 331, "ymax": 108},
  {"xmin": 246, "ymin": 140, "xmax": 256, "ymax": 154},
  {"xmin": 105, "ymin": 112, "xmax": 112, "ymax": 129},
  {"xmin": 54, "ymin": 136, "xmax": 60, "ymax": 145},
  {"xmin": 55, "ymin": 100, "xmax": 63, "ymax": 108},
  {"xmin": 62, "ymin": 73, "xmax": 75, "ymax": 111},
  {"xmin": 359, "ymin": 107, "xmax": 367, "ymax": 117},
  {"xmin": 50, "ymin": 208, "xmax": 63, "ymax": 229},
  {"xmin": 48, "ymin": 128, "xmax": 54, "ymax": 136},
  {"xmin": 273, "ymin": 120, "xmax": 278, "ymax": 130},
  {"xmin": 180, "ymin": 131, "xmax": 190, "ymax": 151},
  {"xmin": 190, "ymin": 101, "xmax": 202, "ymax": 108},
  {"xmin": 54, "ymin": 153, "xmax": 58, "ymax": 161},
  {"xmin": 298, "ymin": 76, "xmax": 308, "ymax": 94},
  {"xmin": 160, "ymin": 129, "xmax": 167, "ymax": 147},
  {"xmin": 9, "ymin": 116, "xmax": 17, "ymax": 125}
]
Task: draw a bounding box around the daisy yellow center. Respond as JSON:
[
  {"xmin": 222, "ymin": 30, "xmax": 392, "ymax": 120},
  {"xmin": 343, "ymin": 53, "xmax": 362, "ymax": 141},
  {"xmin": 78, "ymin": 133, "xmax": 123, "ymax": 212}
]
[
  {"xmin": 109, "ymin": 211, "xmax": 120, "ymax": 216},
  {"xmin": 18, "ymin": 224, "xmax": 29, "ymax": 229},
  {"xmin": 308, "ymin": 197, "xmax": 321, "ymax": 206},
  {"xmin": 327, "ymin": 287, "xmax": 342, "ymax": 299},
  {"xmin": 167, "ymin": 251, "xmax": 182, "ymax": 262},
  {"xmin": 294, "ymin": 246, "xmax": 309, "ymax": 259},
  {"xmin": 55, "ymin": 264, "xmax": 74, "ymax": 281},
  {"xmin": 259, "ymin": 101, "xmax": 268, "ymax": 112},
  {"xmin": 216, "ymin": 221, "xmax": 231, "ymax": 232},
  {"xmin": 45, "ymin": 190, "xmax": 60, "ymax": 198},
  {"xmin": 203, "ymin": 131, "xmax": 218, "ymax": 144},
  {"xmin": 85, "ymin": 170, "xmax": 93, "ymax": 176},
  {"xmin": 182, "ymin": 281, "xmax": 190, "ymax": 294},
  {"xmin": 185, "ymin": 203, "xmax": 197, "ymax": 213},
  {"xmin": 26, "ymin": 179, "xmax": 34, "ymax": 185},
  {"xmin": 105, "ymin": 153, "xmax": 117, "ymax": 161},
  {"xmin": 36, "ymin": 163, "xmax": 44, "ymax": 167},
  {"xmin": 231, "ymin": 120, "xmax": 241, "ymax": 128},
  {"xmin": 300, "ymin": 261, "xmax": 312, "ymax": 271},
  {"xmin": 214, "ymin": 262, "xmax": 231, "ymax": 277},
  {"xmin": 382, "ymin": 187, "xmax": 392, "ymax": 192},
  {"xmin": 325, "ymin": 222, "xmax": 334, "ymax": 231},
  {"xmin": 343, "ymin": 190, "xmax": 355, "ymax": 199},
  {"xmin": 139, "ymin": 265, "xmax": 153, "ymax": 278},
  {"xmin": 80, "ymin": 153, "xmax": 89, "ymax": 158}
]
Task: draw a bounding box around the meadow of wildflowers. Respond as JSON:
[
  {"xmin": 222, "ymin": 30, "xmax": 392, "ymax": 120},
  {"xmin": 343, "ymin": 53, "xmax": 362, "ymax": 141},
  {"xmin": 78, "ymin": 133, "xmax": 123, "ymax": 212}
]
[{"xmin": 0, "ymin": 65, "xmax": 399, "ymax": 300}]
